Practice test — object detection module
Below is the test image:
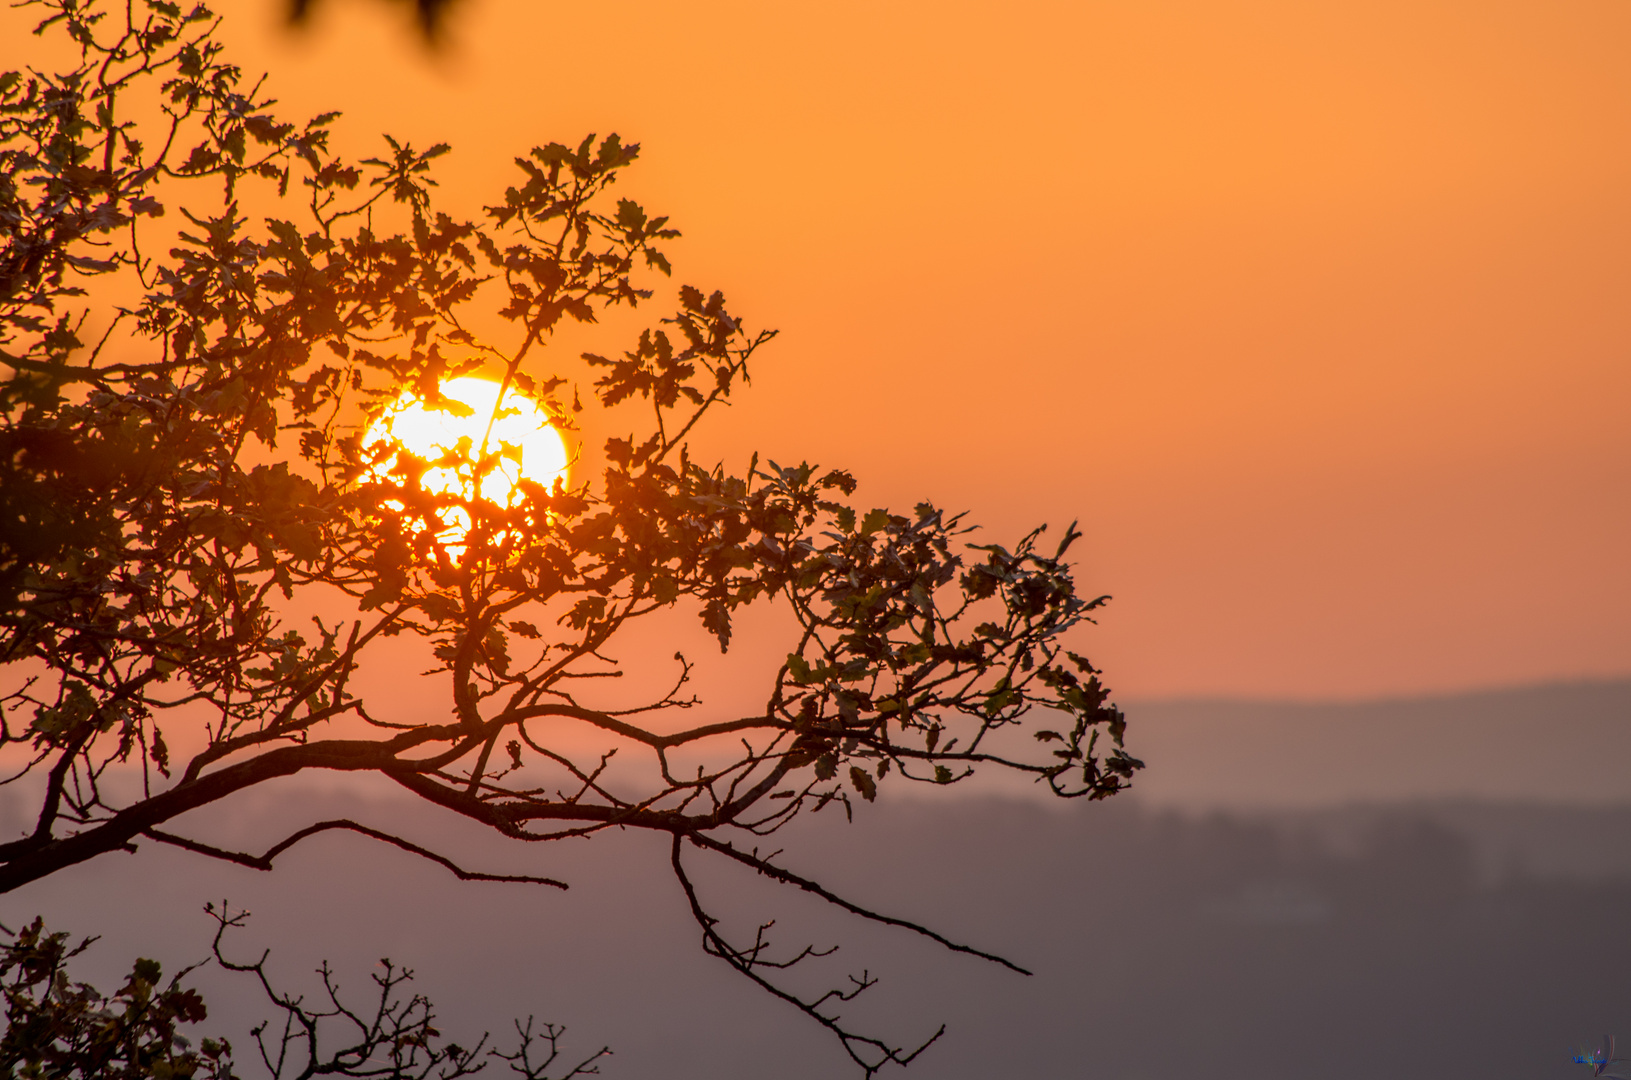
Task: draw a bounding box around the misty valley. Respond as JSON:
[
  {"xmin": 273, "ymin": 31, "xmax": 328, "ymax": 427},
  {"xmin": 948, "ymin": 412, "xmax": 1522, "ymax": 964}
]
[{"xmin": 9, "ymin": 681, "xmax": 1629, "ymax": 1080}]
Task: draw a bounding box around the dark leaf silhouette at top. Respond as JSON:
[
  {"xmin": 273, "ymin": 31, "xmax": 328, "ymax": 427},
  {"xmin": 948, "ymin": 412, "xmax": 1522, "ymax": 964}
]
[{"xmin": 288, "ymin": 0, "xmax": 461, "ymax": 43}]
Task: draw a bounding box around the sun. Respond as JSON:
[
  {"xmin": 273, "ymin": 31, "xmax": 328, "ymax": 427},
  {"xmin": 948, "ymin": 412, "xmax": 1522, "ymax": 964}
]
[{"xmin": 363, "ymin": 375, "xmax": 569, "ymax": 524}]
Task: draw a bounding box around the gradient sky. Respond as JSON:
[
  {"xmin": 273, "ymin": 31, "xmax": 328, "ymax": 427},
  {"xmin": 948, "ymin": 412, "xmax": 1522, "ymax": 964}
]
[{"xmin": 9, "ymin": 0, "xmax": 1630, "ymax": 700}]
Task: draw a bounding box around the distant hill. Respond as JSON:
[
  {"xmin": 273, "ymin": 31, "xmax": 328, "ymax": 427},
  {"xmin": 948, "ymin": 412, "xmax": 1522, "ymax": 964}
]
[
  {"xmin": 1125, "ymin": 677, "xmax": 1631, "ymax": 810},
  {"xmin": 7, "ymin": 679, "xmax": 1631, "ymax": 1080}
]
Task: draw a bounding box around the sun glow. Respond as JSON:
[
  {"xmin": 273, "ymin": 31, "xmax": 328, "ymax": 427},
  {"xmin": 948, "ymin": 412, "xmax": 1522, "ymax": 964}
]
[{"xmin": 362, "ymin": 376, "xmax": 569, "ymax": 538}]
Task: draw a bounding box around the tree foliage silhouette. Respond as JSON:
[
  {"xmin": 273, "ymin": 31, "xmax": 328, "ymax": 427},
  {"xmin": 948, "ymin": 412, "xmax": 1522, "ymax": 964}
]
[
  {"xmin": 0, "ymin": 909, "xmax": 609, "ymax": 1080},
  {"xmin": 0, "ymin": 0, "xmax": 1141, "ymax": 1071}
]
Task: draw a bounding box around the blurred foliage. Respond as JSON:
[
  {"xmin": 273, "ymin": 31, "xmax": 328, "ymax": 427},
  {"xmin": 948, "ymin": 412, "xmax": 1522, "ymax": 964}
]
[{"xmin": 287, "ymin": 0, "xmax": 460, "ymax": 44}]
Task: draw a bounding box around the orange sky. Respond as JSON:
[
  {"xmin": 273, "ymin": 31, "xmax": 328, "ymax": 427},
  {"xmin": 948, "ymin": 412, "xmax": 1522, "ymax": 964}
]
[{"xmin": 7, "ymin": 0, "xmax": 1629, "ymax": 700}]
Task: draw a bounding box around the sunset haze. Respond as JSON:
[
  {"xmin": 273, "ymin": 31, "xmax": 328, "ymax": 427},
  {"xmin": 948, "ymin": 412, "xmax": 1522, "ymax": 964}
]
[{"xmin": 3, "ymin": 0, "xmax": 1625, "ymax": 700}]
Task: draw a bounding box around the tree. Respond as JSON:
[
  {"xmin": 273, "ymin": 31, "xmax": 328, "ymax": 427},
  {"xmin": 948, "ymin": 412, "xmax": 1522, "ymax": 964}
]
[
  {"xmin": 0, "ymin": 0, "xmax": 1142, "ymax": 1072},
  {"xmin": 0, "ymin": 908, "xmax": 609, "ymax": 1080}
]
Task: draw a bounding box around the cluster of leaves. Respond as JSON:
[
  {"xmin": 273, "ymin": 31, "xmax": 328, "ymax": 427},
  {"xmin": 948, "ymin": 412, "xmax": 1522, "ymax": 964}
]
[
  {"xmin": 0, "ymin": 910, "xmax": 605, "ymax": 1080},
  {"xmin": 0, "ymin": 917, "xmax": 225, "ymax": 1080},
  {"xmin": 0, "ymin": 0, "xmax": 1139, "ymax": 1073}
]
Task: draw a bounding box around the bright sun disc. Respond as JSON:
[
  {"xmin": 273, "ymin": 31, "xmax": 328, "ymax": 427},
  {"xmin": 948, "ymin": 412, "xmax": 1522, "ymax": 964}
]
[{"xmin": 363, "ymin": 375, "xmax": 569, "ymax": 517}]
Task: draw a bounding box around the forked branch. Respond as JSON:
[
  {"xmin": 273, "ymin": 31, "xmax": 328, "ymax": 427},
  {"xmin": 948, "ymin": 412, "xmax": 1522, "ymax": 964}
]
[
  {"xmin": 143, "ymin": 820, "xmax": 570, "ymax": 888},
  {"xmin": 669, "ymin": 833, "xmax": 945, "ymax": 1079}
]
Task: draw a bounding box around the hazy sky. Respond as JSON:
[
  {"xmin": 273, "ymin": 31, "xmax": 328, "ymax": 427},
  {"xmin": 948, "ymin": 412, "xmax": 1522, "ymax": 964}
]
[
  {"xmin": 6, "ymin": 14, "xmax": 1631, "ymax": 1067},
  {"xmin": 8, "ymin": 0, "xmax": 1629, "ymax": 700}
]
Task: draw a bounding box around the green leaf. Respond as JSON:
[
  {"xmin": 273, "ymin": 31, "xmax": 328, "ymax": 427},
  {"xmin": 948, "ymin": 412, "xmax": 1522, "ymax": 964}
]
[
  {"xmin": 860, "ymin": 508, "xmax": 890, "ymax": 536},
  {"xmin": 984, "ymin": 678, "xmax": 1019, "ymax": 715}
]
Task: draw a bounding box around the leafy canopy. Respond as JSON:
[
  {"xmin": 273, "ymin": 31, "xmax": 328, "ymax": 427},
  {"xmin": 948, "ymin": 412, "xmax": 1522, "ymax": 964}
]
[{"xmin": 0, "ymin": 0, "xmax": 1140, "ymax": 1072}]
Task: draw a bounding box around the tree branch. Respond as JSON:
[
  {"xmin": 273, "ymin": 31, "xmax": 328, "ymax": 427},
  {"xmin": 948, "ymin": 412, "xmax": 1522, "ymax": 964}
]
[
  {"xmin": 688, "ymin": 832, "xmax": 1030, "ymax": 975},
  {"xmin": 143, "ymin": 819, "xmax": 568, "ymax": 888},
  {"xmin": 669, "ymin": 833, "xmax": 942, "ymax": 1078}
]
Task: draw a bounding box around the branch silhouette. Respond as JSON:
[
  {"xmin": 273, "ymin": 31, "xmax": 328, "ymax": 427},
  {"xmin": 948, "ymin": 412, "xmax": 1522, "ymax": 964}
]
[
  {"xmin": 0, "ymin": 910, "xmax": 609, "ymax": 1080},
  {"xmin": 143, "ymin": 821, "xmax": 570, "ymax": 887}
]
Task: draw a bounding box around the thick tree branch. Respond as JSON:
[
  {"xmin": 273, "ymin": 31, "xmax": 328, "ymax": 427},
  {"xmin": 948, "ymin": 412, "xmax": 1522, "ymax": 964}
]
[{"xmin": 0, "ymin": 734, "xmax": 445, "ymax": 893}]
